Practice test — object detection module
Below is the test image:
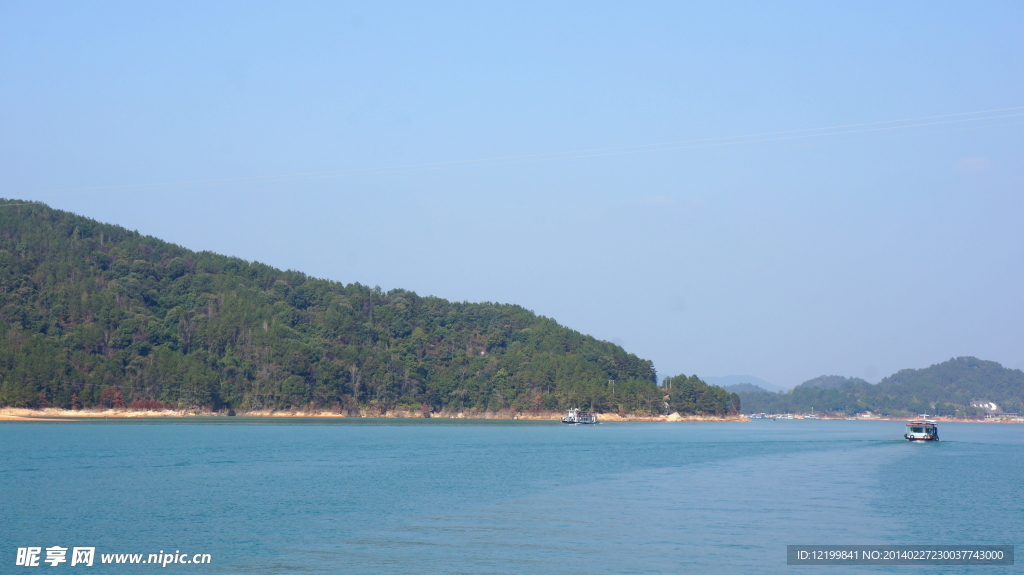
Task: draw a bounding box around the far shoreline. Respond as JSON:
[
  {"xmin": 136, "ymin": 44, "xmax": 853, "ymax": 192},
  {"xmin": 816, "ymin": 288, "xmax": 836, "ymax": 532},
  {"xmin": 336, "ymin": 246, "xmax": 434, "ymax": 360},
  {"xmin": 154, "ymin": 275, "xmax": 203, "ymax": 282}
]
[
  {"xmin": 2, "ymin": 407, "xmax": 1021, "ymax": 423},
  {"xmin": 1, "ymin": 407, "xmax": 745, "ymax": 423}
]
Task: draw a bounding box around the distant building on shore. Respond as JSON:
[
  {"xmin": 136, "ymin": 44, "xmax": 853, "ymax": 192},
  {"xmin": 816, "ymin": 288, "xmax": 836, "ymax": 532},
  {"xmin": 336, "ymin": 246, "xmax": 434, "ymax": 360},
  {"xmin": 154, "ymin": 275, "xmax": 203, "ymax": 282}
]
[{"xmin": 971, "ymin": 400, "xmax": 1000, "ymax": 412}]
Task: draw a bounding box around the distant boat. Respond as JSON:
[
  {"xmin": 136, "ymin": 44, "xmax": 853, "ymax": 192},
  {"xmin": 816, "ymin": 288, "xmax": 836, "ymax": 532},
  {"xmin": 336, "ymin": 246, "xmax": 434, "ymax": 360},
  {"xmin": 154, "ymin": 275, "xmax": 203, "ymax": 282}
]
[
  {"xmin": 904, "ymin": 416, "xmax": 939, "ymax": 441},
  {"xmin": 748, "ymin": 413, "xmax": 769, "ymax": 419},
  {"xmin": 561, "ymin": 408, "xmax": 598, "ymax": 424}
]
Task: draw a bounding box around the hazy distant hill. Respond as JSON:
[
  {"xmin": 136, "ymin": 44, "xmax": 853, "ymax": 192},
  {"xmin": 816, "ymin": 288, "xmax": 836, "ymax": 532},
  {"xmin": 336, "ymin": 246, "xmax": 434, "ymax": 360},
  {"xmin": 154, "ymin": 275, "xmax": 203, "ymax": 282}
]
[
  {"xmin": 795, "ymin": 375, "xmax": 868, "ymax": 391},
  {"xmin": 704, "ymin": 374, "xmax": 786, "ymax": 392},
  {"xmin": 724, "ymin": 383, "xmax": 774, "ymax": 394},
  {"xmin": 735, "ymin": 357, "xmax": 1024, "ymax": 416},
  {"xmin": 0, "ymin": 200, "xmax": 673, "ymax": 414}
]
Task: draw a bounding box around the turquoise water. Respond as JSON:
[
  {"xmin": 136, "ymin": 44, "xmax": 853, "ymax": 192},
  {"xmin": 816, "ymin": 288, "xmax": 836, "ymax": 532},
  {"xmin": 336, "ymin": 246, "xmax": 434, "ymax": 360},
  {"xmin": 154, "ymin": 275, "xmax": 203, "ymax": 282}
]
[{"xmin": 2, "ymin": 419, "xmax": 1020, "ymax": 574}]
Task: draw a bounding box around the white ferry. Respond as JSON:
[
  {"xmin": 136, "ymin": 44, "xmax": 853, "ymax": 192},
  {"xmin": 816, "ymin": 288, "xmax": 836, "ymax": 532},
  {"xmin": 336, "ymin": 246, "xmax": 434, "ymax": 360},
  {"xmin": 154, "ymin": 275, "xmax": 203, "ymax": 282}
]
[
  {"xmin": 904, "ymin": 417, "xmax": 939, "ymax": 441},
  {"xmin": 561, "ymin": 408, "xmax": 599, "ymax": 424}
]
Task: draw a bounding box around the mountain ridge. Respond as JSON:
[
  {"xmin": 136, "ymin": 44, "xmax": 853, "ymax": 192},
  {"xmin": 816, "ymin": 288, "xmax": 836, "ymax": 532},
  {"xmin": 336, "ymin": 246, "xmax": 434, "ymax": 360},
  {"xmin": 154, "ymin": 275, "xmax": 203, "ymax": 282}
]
[{"xmin": 735, "ymin": 357, "xmax": 1024, "ymax": 416}]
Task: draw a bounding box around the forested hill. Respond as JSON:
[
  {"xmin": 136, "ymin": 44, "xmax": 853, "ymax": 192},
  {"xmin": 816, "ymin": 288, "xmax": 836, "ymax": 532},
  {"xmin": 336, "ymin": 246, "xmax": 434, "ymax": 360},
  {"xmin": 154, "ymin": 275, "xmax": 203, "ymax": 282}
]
[
  {"xmin": 0, "ymin": 200, "xmax": 668, "ymax": 414},
  {"xmin": 737, "ymin": 357, "xmax": 1024, "ymax": 416}
]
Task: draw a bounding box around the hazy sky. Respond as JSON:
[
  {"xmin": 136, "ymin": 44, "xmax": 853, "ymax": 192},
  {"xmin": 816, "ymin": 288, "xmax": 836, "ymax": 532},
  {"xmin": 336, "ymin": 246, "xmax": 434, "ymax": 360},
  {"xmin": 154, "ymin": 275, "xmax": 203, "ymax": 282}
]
[{"xmin": 2, "ymin": 1, "xmax": 1022, "ymax": 388}]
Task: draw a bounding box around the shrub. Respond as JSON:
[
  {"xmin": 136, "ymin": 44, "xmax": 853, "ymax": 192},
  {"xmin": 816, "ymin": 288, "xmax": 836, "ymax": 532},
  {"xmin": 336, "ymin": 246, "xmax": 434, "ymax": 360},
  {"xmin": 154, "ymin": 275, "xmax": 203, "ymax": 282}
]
[{"xmin": 128, "ymin": 399, "xmax": 171, "ymax": 411}]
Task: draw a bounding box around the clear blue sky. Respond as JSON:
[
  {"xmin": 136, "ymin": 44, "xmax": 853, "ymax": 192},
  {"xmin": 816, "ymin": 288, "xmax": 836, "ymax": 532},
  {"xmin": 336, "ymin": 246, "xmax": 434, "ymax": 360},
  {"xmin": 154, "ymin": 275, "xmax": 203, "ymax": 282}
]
[{"xmin": 2, "ymin": 1, "xmax": 1022, "ymax": 387}]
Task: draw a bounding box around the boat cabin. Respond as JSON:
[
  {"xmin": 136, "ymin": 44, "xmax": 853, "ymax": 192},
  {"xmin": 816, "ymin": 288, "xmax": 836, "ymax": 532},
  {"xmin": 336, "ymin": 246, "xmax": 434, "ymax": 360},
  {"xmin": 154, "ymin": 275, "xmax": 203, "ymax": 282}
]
[
  {"xmin": 561, "ymin": 408, "xmax": 599, "ymax": 424},
  {"xmin": 904, "ymin": 417, "xmax": 939, "ymax": 441}
]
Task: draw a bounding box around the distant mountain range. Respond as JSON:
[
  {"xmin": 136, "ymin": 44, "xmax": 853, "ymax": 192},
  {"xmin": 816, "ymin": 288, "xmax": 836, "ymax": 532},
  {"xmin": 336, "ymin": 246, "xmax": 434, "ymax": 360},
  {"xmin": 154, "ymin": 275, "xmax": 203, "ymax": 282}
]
[
  {"xmin": 795, "ymin": 375, "xmax": 869, "ymax": 391},
  {"xmin": 723, "ymin": 383, "xmax": 775, "ymax": 394},
  {"xmin": 704, "ymin": 375, "xmax": 787, "ymax": 393},
  {"xmin": 3, "ymin": 201, "xmax": 1008, "ymax": 421},
  {"xmin": 735, "ymin": 357, "xmax": 1024, "ymax": 416}
]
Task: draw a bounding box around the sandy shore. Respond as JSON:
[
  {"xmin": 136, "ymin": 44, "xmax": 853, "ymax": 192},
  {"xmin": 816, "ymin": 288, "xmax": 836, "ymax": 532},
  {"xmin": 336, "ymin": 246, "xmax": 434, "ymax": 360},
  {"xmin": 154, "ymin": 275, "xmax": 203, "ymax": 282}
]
[
  {"xmin": 0, "ymin": 406, "xmax": 747, "ymax": 422},
  {"xmin": 0, "ymin": 414, "xmax": 75, "ymax": 422},
  {"xmin": 4, "ymin": 407, "xmax": 1017, "ymax": 423}
]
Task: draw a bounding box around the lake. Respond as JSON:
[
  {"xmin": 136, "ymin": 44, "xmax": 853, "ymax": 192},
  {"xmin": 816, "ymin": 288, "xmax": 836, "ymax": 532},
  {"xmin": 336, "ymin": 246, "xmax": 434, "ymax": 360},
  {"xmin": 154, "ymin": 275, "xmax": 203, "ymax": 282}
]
[{"xmin": 2, "ymin": 418, "xmax": 1020, "ymax": 574}]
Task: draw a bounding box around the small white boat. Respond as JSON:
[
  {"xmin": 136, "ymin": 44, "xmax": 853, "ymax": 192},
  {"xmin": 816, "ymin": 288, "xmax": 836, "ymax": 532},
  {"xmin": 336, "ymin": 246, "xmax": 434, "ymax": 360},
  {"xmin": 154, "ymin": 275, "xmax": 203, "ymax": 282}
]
[
  {"xmin": 561, "ymin": 408, "xmax": 599, "ymax": 424},
  {"xmin": 904, "ymin": 417, "xmax": 939, "ymax": 441}
]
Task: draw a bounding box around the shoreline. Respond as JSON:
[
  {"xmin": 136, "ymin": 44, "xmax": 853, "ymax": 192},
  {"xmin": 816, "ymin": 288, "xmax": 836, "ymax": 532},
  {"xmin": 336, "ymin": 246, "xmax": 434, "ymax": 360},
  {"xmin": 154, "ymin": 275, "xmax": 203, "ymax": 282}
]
[
  {"xmin": 0, "ymin": 407, "xmax": 745, "ymax": 422},
  {"xmin": 2, "ymin": 407, "xmax": 1019, "ymax": 423}
]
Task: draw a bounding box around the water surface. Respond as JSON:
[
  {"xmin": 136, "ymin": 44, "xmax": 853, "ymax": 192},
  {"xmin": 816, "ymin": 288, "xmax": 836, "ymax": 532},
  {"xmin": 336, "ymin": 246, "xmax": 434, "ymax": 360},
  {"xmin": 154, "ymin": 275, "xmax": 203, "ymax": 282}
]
[{"xmin": 2, "ymin": 419, "xmax": 1020, "ymax": 573}]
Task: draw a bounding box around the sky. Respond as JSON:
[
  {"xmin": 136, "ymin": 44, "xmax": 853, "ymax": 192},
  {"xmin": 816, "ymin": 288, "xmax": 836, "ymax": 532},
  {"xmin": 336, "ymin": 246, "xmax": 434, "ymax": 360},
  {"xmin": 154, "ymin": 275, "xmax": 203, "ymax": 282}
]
[{"xmin": 2, "ymin": 1, "xmax": 1022, "ymax": 389}]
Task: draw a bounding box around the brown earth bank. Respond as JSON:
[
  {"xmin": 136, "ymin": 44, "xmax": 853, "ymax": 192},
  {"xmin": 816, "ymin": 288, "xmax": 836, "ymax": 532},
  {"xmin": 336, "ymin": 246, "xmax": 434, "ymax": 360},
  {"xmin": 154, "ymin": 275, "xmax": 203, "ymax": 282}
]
[
  {"xmin": 5, "ymin": 408, "xmax": 1018, "ymax": 423},
  {"xmin": 1, "ymin": 407, "xmax": 746, "ymax": 422}
]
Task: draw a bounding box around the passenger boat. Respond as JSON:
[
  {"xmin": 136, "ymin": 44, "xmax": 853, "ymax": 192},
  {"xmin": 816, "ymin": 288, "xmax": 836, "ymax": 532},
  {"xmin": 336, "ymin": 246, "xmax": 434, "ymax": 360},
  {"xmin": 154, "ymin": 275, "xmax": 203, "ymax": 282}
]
[
  {"xmin": 561, "ymin": 408, "xmax": 599, "ymax": 424},
  {"xmin": 904, "ymin": 417, "xmax": 939, "ymax": 441}
]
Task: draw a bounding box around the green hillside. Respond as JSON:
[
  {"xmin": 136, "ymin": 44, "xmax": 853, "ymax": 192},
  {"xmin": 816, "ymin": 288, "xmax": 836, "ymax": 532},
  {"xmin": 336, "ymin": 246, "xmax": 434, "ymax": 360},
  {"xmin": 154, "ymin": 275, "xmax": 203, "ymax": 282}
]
[
  {"xmin": 0, "ymin": 199, "xmax": 677, "ymax": 415},
  {"xmin": 737, "ymin": 357, "xmax": 1024, "ymax": 416}
]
